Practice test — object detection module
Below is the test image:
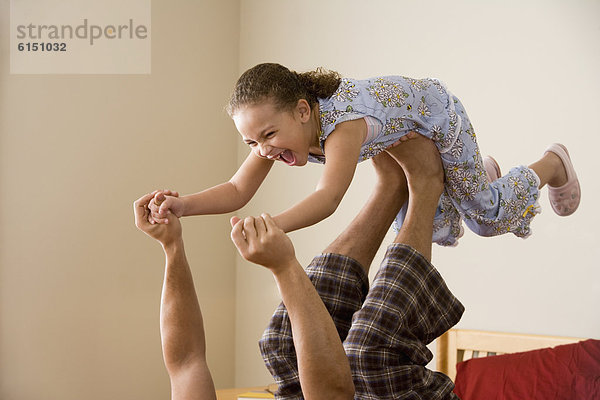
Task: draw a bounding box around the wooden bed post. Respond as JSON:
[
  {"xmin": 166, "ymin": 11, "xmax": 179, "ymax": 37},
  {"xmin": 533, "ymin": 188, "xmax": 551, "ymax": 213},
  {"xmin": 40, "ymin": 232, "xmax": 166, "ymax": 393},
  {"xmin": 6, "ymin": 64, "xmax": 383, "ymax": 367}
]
[{"xmin": 437, "ymin": 329, "xmax": 458, "ymax": 381}]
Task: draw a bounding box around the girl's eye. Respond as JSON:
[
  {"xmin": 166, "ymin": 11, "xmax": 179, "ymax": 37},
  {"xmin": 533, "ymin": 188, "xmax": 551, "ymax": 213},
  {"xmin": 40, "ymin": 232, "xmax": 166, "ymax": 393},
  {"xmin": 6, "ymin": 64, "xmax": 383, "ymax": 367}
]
[
  {"xmin": 265, "ymin": 132, "xmax": 275, "ymax": 139},
  {"xmin": 246, "ymin": 141, "xmax": 257, "ymax": 147}
]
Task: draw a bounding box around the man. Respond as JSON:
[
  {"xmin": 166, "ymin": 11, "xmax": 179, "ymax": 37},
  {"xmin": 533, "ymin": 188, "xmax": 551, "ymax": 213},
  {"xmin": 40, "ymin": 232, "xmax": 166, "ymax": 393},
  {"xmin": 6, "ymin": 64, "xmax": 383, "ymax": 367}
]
[
  {"xmin": 134, "ymin": 135, "xmax": 463, "ymax": 399},
  {"xmin": 257, "ymin": 136, "xmax": 464, "ymax": 399}
]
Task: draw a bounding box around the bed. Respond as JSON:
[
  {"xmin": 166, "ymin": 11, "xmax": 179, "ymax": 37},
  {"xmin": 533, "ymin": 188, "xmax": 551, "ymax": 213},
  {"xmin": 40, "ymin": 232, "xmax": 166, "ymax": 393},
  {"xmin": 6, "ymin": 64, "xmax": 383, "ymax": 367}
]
[
  {"xmin": 219, "ymin": 329, "xmax": 599, "ymax": 399},
  {"xmin": 436, "ymin": 328, "xmax": 600, "ymax": 399}
]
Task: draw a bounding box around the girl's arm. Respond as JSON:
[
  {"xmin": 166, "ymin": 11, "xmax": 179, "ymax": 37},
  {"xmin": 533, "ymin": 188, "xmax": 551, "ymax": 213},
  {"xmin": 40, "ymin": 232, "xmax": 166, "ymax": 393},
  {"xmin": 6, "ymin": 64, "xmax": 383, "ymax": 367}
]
[
  {"xmin": 180, "ymin": 152, "xmax": 274, "ymax": 216},
  {"xmin": 273, "ymin": 119, "xmax": 366, "ymax": 232}
]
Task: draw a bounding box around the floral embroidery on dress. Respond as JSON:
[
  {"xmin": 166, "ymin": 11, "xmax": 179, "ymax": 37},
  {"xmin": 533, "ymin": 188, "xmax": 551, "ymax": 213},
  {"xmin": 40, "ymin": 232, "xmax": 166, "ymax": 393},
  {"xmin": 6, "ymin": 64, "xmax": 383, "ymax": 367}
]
[
  {"xmin": 361, "ymin": 142, "xmax": 388, "ymax": 161},
  {"xmin": 367, "ymin": 78, "xmax": 409, "ymax": 108},
  {"xmin": 472, "ymin": 152, "xmax": 487, "ymax": 184},
  {"xmin": 404, "ymin": 77, "xmax": 431, "ymax": 91},
  {"xmin": 507, "ymin": 176, "xmax": 525, "ymax": 193},
  {"xmin": 448, "ymin": 110, "xmax": 458, "ymax": 132},
  {"xmin": 464, "ymin": 208, "xmax": 487, "ymax": 223},
  {"xmin": 331, "ymin": 79, "xmax": 359, "ymax": 102},
  {"xmin": 434, "ymin": 108, "xmax": 459, "ymax": 150},
  {"xmin": 467, "ymin": 124, "xmax": 477, "ymax": 143},
  {"xmin": 418, "ymin": 96, "xmax": 431, "ymax": 117},
  {"xmin": 434, "ymin": 195, "xmax": 464, "ymax": 246},
  {"xmin": 460, "ymin": 182, "xmax": 480, "ymax": 201},
  {"xmin": 430, "ymin": 124, "xmax": 443, "ymax": 142},
  {"xmin": 445, "ymin": 161, "xmax": 481, "ymax": 202},
  {"xmin": 320, "ymin": 110, "xmax": 348, "ymax": 128},
  {"xmin": 383, "ymin": 118, "xmax": 405, "ymax": 135},
  {"xmin": 449, "ymin": 139, "xmax": 464, "ymax": 159},
  {"xmin": 430, "ymin": 79, "xmax": 446, "ymax": 95},
  {"xmin": 458, "ymin": 165, "xmax": 539, "ymax": 240}
]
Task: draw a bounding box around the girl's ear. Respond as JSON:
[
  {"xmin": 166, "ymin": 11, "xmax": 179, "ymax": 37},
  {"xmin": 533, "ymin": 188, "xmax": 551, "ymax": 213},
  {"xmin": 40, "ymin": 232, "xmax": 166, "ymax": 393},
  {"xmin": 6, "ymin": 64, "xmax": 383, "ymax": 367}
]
[{"xmin": 296, "ymin": 99, "xmax": 311, "ymax": 123}]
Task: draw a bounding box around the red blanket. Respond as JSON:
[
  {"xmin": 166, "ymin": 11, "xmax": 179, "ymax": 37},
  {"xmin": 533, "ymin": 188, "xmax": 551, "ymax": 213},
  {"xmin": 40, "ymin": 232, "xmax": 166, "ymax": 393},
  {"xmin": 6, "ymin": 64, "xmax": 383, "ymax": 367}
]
[{"xmin": 453, "ymin": 339, "xmax": 600, "ymax": 400}]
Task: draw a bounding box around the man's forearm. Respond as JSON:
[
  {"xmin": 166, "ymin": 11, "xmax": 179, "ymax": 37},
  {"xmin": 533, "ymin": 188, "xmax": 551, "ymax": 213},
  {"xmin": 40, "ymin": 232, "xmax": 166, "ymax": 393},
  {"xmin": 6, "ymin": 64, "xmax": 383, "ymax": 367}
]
[
  {"xmin": 160, "ymin": 240, "xmax": 206, "ymax": 371},
  {"xmin": 159, "ymin": 240, "xmax": 217, "ymax": 400},
  {"xmin": 272, "ymin": 262, "xmax": 354, "ymax": 400}
]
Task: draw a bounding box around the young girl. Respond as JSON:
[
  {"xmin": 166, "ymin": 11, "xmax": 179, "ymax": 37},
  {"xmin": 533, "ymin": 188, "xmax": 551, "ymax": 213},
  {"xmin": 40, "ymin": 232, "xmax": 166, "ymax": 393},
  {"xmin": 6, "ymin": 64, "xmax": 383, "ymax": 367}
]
[{"xmin": 148, "ymin": 63, "xmax": 580, "ymax": 246}]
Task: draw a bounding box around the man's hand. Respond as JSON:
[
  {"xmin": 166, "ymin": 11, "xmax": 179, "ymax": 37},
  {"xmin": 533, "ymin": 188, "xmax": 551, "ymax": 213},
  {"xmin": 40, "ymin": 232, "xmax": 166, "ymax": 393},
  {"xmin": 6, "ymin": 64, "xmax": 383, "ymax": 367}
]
[
  {"xmin": 230, "ymin": 214, "xmax": 296, "ymax": 272},
  {"xmin": 148, "ymin": 190, "xmax": 184, "ymax": 224},
  {"xmin": 134, "ymin": 191, "xmax": 183, "ymax": 248}
]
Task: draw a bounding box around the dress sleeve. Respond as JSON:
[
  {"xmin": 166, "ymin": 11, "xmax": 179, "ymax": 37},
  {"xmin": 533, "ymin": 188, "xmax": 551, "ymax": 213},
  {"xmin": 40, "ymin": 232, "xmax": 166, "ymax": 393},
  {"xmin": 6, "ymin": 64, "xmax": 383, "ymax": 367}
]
[{"xmin": 318, "ymin": 111, "xmax": 366, "ymax": 152}]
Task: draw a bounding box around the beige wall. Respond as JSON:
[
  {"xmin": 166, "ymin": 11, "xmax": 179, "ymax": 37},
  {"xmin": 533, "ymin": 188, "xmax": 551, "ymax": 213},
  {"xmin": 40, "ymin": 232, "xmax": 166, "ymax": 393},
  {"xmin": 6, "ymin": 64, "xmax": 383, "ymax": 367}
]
[
  {"xmin": 234, "ymin": 0, "xmax": 600, "ymax": 387},
  {"xmin": 0, "ymin": 0, "xmax": 239, "ymax": 398}
]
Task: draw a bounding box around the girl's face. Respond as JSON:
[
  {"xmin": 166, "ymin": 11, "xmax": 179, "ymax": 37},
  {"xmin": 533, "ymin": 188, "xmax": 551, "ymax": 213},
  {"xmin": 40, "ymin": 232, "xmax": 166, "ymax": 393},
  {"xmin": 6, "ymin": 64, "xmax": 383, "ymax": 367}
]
[{"xmin": 233, "ymin": 99, "xmax": 318, "ymax": 167}]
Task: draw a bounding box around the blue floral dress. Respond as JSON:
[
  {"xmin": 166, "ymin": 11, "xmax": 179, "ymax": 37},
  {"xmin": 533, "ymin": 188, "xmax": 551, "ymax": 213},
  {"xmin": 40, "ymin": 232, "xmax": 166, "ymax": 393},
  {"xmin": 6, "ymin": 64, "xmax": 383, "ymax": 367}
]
[{"xmin": 308, "ymin": 76, "xmax": 540, "ymax": 246}]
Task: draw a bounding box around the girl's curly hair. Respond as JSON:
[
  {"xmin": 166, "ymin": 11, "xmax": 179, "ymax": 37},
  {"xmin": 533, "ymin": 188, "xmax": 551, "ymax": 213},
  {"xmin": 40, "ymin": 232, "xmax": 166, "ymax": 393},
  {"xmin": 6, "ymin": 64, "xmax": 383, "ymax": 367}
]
[{"xmin": 226, "ymin": 63, "xmax": 341, "ymax": 116}]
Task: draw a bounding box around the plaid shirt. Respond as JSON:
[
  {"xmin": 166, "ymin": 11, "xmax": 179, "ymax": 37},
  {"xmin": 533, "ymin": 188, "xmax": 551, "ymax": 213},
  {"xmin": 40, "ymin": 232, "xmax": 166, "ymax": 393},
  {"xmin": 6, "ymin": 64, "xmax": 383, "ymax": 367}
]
[{"xmin": 260, "ymin": 244, "xmax": 464, "ymax": 400}]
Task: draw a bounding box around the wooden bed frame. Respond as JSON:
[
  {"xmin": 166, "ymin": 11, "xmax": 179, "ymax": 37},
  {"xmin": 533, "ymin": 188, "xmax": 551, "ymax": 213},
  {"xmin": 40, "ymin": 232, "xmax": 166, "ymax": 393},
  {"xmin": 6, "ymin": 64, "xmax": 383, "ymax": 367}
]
[{"xmin": 436, "ymin": 328, "xmax": 584, "ymax": 381}]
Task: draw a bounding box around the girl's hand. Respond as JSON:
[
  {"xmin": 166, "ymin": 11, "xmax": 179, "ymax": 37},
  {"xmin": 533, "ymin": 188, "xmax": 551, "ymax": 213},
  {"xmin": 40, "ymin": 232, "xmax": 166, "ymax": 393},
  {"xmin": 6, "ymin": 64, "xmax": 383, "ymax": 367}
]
[
  {"xmin": 148, "ymin": 190, "xmax": 182, "ymax": 224},
  {"xmin": 134, "ymin": 191, "xmax": 183, "ymax": 247},
  {"xmin": 230, "ymin": 213, "xmax": 296, "ymax": 272}
]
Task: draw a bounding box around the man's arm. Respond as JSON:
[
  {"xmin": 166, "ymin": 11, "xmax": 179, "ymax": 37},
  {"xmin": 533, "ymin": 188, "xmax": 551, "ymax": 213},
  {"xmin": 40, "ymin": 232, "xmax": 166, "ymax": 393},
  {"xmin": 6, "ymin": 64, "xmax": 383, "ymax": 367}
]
[
  {"xmin": 231, "ymin": 215, "xmax": 354, "ymax": 400},
  {"xmin": 160, "ymin": 236, "xmax": 216, "ymax": 400},
  {"xmin": 134, "ymin": 193, "xmax": 216, "ymax": 400}
]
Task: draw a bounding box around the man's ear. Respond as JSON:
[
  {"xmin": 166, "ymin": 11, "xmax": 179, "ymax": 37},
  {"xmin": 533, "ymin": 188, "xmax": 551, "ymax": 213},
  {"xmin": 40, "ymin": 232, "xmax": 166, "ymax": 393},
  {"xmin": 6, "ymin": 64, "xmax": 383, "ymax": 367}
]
[{"xmin": 296, "ymin": 99, "xmax": 312, "ymax": 123}]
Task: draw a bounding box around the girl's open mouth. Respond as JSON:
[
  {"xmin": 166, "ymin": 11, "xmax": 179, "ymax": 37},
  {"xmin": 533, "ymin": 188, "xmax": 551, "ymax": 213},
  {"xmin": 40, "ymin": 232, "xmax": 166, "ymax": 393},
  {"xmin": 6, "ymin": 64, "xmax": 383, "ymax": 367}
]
[{"xmin": 279, "ymin": 150, "xmax": 296, "ymax": 166}]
